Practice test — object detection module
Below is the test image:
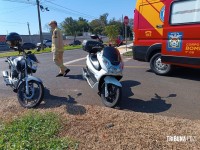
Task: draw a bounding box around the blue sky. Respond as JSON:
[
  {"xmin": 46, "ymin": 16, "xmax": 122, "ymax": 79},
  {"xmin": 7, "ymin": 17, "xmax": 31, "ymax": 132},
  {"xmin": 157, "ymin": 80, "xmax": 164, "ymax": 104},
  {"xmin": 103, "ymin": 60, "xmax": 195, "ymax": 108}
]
[{"xmin": 0, "ymin": 0, "xmax": 136, "ymax": 35}]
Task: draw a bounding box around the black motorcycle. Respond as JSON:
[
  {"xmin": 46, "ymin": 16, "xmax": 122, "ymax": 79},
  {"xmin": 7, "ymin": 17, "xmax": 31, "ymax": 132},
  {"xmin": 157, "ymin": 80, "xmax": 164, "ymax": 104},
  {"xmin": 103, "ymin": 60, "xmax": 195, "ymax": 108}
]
[{"xmin": 2, "ymin": 32, "xmax": 44, "ymax": 108}]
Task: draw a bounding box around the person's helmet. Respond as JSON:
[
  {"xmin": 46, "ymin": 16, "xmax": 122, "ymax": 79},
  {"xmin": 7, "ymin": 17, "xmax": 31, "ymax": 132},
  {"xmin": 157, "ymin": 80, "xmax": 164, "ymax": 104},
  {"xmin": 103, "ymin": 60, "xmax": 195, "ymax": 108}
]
[{"xmin": 6, "ymin": 32, "xmax": 22, "ymax": 47}]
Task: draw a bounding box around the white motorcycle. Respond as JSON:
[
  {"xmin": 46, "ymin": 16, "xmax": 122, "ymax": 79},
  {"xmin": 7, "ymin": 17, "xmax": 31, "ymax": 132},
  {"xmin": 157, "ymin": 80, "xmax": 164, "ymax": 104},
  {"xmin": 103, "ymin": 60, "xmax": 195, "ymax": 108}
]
[{"xmin": 82, "ymin": 35, "xmax": 124, "ymax": 108}]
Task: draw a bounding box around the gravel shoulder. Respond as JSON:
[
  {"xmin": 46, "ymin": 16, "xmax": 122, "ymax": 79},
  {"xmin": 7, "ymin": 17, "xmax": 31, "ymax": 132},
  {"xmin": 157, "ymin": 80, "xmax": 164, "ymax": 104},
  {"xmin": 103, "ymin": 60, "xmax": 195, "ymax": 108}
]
[{"xmin": 0, "ymin": 97, "xmax": 200, "ymax": 150}]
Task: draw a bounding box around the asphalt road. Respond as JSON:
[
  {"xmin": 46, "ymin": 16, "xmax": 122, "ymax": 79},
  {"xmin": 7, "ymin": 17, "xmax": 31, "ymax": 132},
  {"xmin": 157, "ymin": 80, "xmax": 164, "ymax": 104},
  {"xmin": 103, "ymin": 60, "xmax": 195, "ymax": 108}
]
[{"xmin": 0, "ymin": 49, "xmax": 200, "ymax": 120}]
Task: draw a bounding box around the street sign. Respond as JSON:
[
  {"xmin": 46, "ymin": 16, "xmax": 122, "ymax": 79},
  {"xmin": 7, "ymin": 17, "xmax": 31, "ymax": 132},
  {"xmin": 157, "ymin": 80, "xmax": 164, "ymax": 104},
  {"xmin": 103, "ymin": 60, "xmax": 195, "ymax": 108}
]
[{"xmin": 124, "ymin": 16, "xmax": 129, "ymax": 25}]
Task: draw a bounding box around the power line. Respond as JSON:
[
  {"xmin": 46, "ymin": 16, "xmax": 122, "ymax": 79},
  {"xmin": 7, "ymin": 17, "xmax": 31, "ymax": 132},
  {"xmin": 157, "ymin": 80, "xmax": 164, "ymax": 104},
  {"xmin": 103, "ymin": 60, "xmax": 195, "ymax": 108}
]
[
  {"xmin": 43, "ymin": 0, "xmax": 109, "ymax": 27},
  {"xmin": 0, "ymin": 20, "xmax": 26, "ymax": 24},
  {"xmin": 0, "ymin": 5, "xmax": 33, "ymax": 15},
  {"xmin": 44, "ymin": 0, "xmax": 98, "ymax": 20},
  {"xmin": 1, "ymin": 0, "xmax": 36, "ymax": 5},
  {"xmin": 48, "ymin": 6, "xmax": 94, "ymax": 19}
]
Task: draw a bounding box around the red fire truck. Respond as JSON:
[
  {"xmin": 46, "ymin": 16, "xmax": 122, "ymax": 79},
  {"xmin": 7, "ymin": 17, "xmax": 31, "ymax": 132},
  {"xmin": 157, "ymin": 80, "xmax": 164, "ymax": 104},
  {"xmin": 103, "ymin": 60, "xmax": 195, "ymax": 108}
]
[{"xmin": 133, "ymin": 0, "xmax": 200, "ymax": 75}]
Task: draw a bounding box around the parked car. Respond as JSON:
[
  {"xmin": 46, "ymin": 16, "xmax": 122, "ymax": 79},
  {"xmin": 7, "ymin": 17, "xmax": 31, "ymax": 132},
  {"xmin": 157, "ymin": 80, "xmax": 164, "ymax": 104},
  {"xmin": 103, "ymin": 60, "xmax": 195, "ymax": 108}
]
[
  {"xmin": 69, "ymin": 40, "xmax": 81, "ymax": 46},
  {"xmin": 116, "ymin": 35, "xmax": 124, "ymax": 46},
  {"xmin": 37, "ymin": 39, "xmax": 52, "ymax": 48},
  {"xmin": 22, "ymin": 42, "xmax": 36, "ymax": 50},
  {"xmin": 0, "ymin": 43, "xmax": 10, "ymax": 51}
]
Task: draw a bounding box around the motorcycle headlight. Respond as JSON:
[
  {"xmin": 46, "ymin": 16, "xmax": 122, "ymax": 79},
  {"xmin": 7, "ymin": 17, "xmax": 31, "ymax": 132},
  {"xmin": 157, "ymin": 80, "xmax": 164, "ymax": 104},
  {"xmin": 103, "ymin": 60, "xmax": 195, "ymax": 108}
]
[
  {"xmin": 102, "ymin": 57, "xmax": 110, "ymax": 68},
  {"xmin": 109, "ymin": 66, "xmax": 117, "ymax": 73},
  {"xmin": 28, "ymin": 60, "xmax": 37, "ymax": 71},
  {"xmin": 32, "ymin": 61, "xmax": 38, "ymax": 70},
  {"xmin": 109, "ymin": 66, "xmax": 121, "ymax": 74}
]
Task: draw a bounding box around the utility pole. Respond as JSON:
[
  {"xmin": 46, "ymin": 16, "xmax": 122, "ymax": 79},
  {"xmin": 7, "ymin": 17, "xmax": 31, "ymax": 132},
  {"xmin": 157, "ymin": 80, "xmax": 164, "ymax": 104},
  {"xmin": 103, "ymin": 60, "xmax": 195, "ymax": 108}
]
[
  {"xmin": 122, "ymin": 15, "xmax": 124, "ymax": 38},
  {"xmin": 36, "ymin": 0, "xmax": 44, "ymax": 49},
  {"xmin": 27, "ymin": 22, "xmax": 32, "ymax": 42},
  {"xmin": 125, "ymin": 24, "xmax": 127, "ymax": 51},
  {"xmin": 124, "ymin": 16, "xmax": 129, "ymax": 52}
]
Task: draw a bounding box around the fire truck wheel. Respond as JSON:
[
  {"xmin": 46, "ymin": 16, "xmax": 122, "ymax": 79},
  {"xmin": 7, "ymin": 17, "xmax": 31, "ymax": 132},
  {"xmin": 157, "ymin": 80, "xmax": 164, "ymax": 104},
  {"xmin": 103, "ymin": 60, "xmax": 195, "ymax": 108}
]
[{"xmin": 150, "ymin": 53, "xmax": 172, "ymax": 75}]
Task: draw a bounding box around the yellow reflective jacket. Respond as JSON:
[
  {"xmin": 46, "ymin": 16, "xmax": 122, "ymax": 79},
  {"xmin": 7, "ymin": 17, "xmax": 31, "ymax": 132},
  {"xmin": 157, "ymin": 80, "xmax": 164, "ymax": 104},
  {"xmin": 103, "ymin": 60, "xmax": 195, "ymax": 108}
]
[{"xmin": 51, "ymin": 27, "xmax": 64, "ymax": 52}]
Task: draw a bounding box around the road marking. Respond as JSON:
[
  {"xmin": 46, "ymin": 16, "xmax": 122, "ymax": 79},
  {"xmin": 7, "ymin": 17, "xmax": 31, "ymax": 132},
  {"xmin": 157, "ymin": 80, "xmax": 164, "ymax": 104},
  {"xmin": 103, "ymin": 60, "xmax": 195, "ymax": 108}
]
[
  {"xmin": 64, "ymin": 57, "xmax": 86, "ymax": 65},
  {"xmin": 64, "ymin": 54, "xmax": 132, "ymax": 65},
  {"xmin": 63, "ymin": 54, "xmax": 133, "ymax": 65},
  {"xmin": 66, "ymin": 64, "xmax": 149, "ymax": 69},
  {"xmin": 63, "ymin": 56, "xmax": 148, "ymax": 69}
]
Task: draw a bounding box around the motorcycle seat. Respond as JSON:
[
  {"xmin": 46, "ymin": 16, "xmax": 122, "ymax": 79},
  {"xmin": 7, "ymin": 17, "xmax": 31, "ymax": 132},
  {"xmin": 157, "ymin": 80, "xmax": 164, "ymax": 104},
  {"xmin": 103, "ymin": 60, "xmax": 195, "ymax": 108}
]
[{"xmin": 89, "ymin": 54, "xmax": 101, "ymax": 71}]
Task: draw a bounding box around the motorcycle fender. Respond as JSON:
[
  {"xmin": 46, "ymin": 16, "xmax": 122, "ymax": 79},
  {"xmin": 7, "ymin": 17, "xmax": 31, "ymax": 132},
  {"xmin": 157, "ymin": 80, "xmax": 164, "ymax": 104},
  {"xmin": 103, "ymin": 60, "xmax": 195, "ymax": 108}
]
[
  {"xmin": 26, "ymin": 75, "xmax": 43, "ymax": 83},
  {"xmin": 18, "ymin": 75, "xmax": 43, "ymax": 88},
  {"xmin": 104, "ymin": 76, "xmax": 122, "ymax": 87}
]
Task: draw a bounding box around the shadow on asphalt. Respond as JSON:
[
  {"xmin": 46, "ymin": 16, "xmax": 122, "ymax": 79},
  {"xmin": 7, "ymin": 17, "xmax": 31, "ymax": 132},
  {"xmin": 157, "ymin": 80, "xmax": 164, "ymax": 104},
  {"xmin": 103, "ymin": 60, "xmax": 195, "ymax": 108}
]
[
  {"xmin": 147, "ymin": 67, "xmax": 200, "ymax": 81},
  {"xmin": 38, "ymin": 88, "xmax": 86, "ymax": 115},
  {"xmin": 119, "ymin": 80, "xmax": 174, "ymax": 113},
  {"xmin": 63, "ymin": 74, "xmax": 84, "ymax": 80}
]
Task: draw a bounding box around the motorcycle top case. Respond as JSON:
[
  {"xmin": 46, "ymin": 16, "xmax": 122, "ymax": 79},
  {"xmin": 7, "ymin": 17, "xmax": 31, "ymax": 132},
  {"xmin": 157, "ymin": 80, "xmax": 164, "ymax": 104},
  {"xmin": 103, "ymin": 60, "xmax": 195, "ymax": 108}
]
[{"xmin": 82, "ymin": 40, "xmax": 103, "ymax": 53}]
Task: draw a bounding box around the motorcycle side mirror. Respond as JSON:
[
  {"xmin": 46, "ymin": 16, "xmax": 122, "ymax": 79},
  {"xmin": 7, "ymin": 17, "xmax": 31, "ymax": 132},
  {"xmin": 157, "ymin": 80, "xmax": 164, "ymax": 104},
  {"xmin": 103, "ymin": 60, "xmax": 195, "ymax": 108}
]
[
  {"xmin": 90, "ymin": 34, "xmax": 99, "ymax": 39},
  {"xmin": 10, "ymin": 46, "xmax": 18, "ymax": 51},
  {"xmin": 27, "ymin": 51, "xmax": 32, "ymax": 54},
  {"xmin": 36, "ymin": 46, "xmax": 41, "ymax": 51}
]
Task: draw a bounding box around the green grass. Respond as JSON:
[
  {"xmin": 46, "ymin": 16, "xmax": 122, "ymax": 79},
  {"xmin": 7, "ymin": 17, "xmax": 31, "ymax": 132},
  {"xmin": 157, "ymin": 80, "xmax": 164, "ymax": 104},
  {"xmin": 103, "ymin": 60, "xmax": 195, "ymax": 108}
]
[
  {"xmin": 0, "ymin": 112, "xmax": 78, "ymax": 150},
  {"xmin": 0, "ymin": 45, "xmax": 82, "ymax": 58}
]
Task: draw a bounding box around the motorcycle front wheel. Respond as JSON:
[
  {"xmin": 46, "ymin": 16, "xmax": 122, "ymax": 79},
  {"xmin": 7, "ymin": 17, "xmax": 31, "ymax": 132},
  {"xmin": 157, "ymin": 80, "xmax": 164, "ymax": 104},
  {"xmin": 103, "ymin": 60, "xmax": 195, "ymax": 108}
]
[
  {"xmin": 100, "ymin": 83, "xmax": 121, "ymax": 108},
  {"xmin": 17, "ymin": 80, "xmax": 44, "ymax": 108}
]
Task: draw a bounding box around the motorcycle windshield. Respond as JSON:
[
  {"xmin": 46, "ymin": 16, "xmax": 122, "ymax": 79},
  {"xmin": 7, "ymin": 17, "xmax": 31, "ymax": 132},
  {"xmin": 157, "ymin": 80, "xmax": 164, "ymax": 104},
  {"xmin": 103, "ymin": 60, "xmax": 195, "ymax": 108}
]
[
  {"xmin": 103, "ymin": 47, "xmax": 121, "ymax": 65},
  {"xmin": 28, "ymin": 54, "xmax": 38, "ymax": 63}
]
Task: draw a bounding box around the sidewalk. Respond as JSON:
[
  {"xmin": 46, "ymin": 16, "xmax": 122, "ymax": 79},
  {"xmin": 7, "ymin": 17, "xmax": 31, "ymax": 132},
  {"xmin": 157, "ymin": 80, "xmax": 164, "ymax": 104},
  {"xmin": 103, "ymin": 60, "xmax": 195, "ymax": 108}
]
[{"xmin": 117, "ymin": 43, "xmax": 133, "ymax": 54}]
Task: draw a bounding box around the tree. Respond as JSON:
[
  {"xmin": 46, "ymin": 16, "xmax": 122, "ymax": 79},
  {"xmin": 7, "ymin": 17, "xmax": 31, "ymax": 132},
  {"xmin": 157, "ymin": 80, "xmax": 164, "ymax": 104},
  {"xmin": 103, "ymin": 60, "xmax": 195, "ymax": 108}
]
[
  {"xmin": 90, "ymin": 13, "xmax": 109, "ymax": 35},
  {"xmin": 61, "ymin": 17, "xmax": 91, "ymax": 37},
  {"xmin": 109, "ymin": 18, "xmax": 124, "ymax": 36},
  {"xmin": 128, "ymin": 18, "xmax": 134, "ymax": 29},
  {"xmin": 61, "ymin": 17, "xmax": 78, "ymax": 38},
  {"xmin": 109, "ymin": 18, "xmax": 133, "ymax": 39},
  {"xmin": 99, "ymin": 13, "xmax": 109, "ymax": 26},
  {"xmin": 90, "ymin": 19, "xmax": 102, "ymax": 34},
  {"xmin": 77, "ymin": 17, "xmax": 90, "ymax": 36},
  {"xmin": 60, "ymin": 15, "xmax": 133, "ymax": 40},
  {"xmin": 105, "ymin": 25, "xmax": 119, "ymax": 45}
]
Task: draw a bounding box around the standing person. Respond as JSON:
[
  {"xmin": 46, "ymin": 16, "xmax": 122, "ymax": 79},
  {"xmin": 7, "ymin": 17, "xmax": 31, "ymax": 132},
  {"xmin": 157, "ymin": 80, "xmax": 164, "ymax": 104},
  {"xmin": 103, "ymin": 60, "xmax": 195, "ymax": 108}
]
[{"xmin": 49, "ymin": 20, "xmax": 70, "ymax": 77}]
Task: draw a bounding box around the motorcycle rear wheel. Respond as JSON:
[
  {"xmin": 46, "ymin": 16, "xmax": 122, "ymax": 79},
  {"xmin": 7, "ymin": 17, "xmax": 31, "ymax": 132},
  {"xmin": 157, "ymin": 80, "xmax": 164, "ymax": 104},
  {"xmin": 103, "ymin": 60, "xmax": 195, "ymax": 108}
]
[
  {"xmin": 17, "ymin": 80, "xmax": 44, "ymax": 108},
  {"xmin": 100, "ymin": 83, "xmax": 121, "ymax": 108}
]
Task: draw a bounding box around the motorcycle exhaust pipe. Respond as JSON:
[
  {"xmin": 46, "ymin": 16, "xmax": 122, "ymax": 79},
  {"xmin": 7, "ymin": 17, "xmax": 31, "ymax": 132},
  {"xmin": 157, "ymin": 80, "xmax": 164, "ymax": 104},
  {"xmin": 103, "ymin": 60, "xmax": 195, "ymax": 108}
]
[
  {"xmin": 2, "ymin": 71, "xmax": 8, "ymax": 78},
  {"xmin": 2, "ymin": 71, "xmax": 11, "ymax": 85}
]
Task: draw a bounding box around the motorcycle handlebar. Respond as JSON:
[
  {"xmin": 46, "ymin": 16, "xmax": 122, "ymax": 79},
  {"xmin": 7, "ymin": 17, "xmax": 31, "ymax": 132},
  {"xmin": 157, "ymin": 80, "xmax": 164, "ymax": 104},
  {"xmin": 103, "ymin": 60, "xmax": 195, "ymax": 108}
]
[
  {"xmin": 11, "ymin": 45, "xmax": 41, "ymax": 55},
  {"xmin": 10, "ymin": 46, "xmax": 20, "ymax": 51}
]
